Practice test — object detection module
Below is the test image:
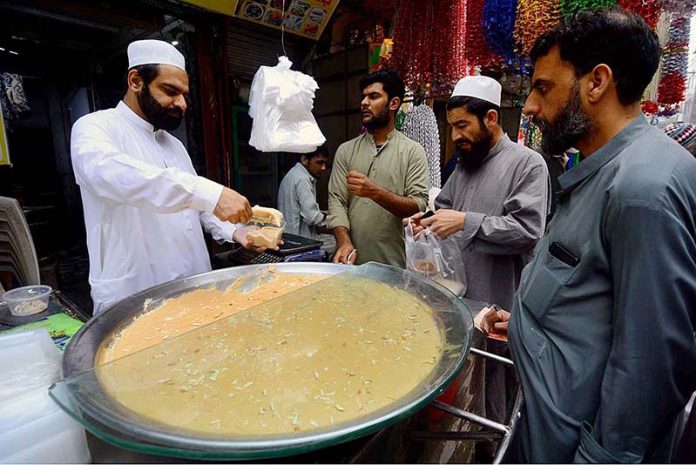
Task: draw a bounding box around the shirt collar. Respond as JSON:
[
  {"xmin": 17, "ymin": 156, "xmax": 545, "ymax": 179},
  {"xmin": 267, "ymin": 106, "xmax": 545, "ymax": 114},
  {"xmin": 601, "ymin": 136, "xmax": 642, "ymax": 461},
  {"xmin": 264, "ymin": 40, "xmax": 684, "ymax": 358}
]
[
  {"xmin": 558, "ymin": 115, "xmax": 650, "ymax": 195},
  {"xmin": 116, "ymin": 100, "xmax": 156, "ymax": 133},
  {"xmin": 483, "ymin": 133, "xmax": 511, "ymax": 164},
  {"xmin": 294, "ymin": 162, "xmax": 316, "ymax": 183},
  {"xmin": 364, "ymin": 128, "xmax": 397, "ymax": 150}
]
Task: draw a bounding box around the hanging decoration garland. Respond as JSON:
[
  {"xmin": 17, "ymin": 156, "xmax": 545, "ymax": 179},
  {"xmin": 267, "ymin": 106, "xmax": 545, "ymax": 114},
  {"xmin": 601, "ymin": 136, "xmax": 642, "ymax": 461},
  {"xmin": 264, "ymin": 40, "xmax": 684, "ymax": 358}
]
[
  {"xmin": 391, "ymin": 0, "xmax": 467, "ymax": 93},
  {"xmin": 432, "ymin": 0, "xmax": 467, "ymax": 95},
  {"xmin": 401, "ymin": 104, "xmax": 442, "ymax": 189},
  {"xmin": 514, "ymin": 0, "xmax": 561, "ymax": 56},
  {"xmin": 658, "ymin": 13, "xmax": 690, "ymax": 116},
  {"xmin": 662, "ymin": 0, "xmax": 696, "ymax": 16},
  {"xmin": 390, "ymin": 0, "xmax": 436, "ymax": 90},
  {"xmin": 618, "ymin": 0, "xmax": 662, "ymax": 29},
  {"xmin": 466, "ymin": 0, "xmax": 501, "ymax": 69},
  {"xmin": 483, "ymin": 0, "xmax": 519, "ymax": 62},
  {"xmin": 559, "ymin": 0, "xmax": 617, "ymax": 17}
]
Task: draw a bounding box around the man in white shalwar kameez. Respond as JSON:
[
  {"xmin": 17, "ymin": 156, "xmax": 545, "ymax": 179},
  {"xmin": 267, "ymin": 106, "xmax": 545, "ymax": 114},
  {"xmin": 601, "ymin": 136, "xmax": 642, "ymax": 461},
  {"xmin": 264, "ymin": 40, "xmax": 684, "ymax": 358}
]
[{"xmin": 71, "ymin": 40, "xmax": 267, "ymax": 314}]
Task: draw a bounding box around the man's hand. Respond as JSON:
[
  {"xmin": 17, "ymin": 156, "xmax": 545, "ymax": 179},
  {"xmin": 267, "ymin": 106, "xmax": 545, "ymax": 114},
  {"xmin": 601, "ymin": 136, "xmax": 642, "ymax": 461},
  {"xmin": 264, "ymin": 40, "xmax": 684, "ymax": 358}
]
[
  {"xmin": 403, "ymin": 212, "xmax": 426, "ymax": 236},
  {"xmin": 214, "ymin": 187, "xmax": 252, "ymax": 224},
  {"xmin": 420, "ymin": 209, "xmax": 466, "ymax": 239},
  {"xmin": 333, "ymin": 243, "xmax": 357, "ymax": 264},
  {"xmin": 347, "ymin": 171, "xmax": 382, "ymax": 199},
  {"xmin": 232, "ymin": 227, "xmax": 281, "ymax": 253},
  {"xmin": 480, "ymin": 307, "xmax": 511, "ymax": 336}
]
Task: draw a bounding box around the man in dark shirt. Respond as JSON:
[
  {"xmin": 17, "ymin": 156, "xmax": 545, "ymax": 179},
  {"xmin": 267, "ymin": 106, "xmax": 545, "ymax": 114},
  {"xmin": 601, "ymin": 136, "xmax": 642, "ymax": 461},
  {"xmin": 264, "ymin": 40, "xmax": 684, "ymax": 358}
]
[{"xmin": 487, "ymin": 8, "xmax": 696, "ymax": 462}]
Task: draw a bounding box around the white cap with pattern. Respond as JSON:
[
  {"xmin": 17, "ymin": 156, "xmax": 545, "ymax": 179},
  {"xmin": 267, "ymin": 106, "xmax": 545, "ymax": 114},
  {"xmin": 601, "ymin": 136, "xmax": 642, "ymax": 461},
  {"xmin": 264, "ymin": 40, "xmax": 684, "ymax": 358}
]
[
  {"xmin": 127, "ymin": 39, "xmax": 185, "ymax": 71},
  {"xmin": 451, "ymin": 76, "xmax": 502, "ymax": 106}
]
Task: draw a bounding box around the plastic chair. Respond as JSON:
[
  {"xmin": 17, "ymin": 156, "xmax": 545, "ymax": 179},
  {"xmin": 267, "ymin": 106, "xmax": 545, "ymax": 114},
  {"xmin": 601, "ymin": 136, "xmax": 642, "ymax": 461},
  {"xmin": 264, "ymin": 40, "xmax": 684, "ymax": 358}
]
[{"xmin": 0, "ymin": 197, "xmax": 40, "ymax": 287}]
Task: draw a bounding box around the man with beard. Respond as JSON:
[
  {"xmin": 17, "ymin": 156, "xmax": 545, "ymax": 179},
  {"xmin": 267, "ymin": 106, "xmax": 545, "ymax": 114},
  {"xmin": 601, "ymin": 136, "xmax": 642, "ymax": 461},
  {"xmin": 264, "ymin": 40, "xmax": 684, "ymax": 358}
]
[
  {"xmin": 71, "ymin": 40, "xmax": 267, "ymax": 314},
  {"xmin": 484, "ymin": 9, "xmax": 696, "ymax": 463},
  {"xmin": 408, "ymin": 76, "xmax": 549, "ymax": 430},
  {"xmin": 412, "ymin": 76, "xmax": 549, "ymax": 311},
  {"xmin": 328, "ymin": 70, "xmax": 429, "ymax": 267}
]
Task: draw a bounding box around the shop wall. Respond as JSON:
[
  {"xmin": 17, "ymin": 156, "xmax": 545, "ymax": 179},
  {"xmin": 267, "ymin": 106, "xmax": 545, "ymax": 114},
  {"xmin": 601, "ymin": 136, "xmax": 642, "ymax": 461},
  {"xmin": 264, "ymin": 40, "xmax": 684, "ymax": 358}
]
[{"xmin": 311, "ymin": 46, "xmax": 368, "ymax": 210}]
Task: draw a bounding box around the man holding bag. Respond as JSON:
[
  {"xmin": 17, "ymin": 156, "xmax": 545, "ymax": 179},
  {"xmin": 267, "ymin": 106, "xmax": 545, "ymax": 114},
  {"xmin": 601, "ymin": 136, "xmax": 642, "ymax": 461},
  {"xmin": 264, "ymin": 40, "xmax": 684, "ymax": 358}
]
[
  {"xmin": 409, "ymin": 76, "xmax": 549, "ymax": 311},
  {"xmin": 407, "ymin": 77, "xmax": 549, "ymax": 432}
]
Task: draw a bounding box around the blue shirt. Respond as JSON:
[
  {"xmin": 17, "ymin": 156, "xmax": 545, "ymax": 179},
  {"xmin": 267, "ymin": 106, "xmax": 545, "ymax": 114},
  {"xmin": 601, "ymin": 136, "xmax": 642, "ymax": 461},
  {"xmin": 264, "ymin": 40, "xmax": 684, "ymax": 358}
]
[{"xmin": 277, "ymin": 162, "xmax": 324, "ymax": 239}]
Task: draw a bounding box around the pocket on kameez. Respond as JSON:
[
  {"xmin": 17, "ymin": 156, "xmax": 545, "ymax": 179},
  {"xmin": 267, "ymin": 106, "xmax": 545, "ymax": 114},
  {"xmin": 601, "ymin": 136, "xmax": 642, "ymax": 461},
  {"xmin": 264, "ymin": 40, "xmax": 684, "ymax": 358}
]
[
  {"xmin": 520, "ymin": 252, "xmax": 577, "ymax": 322},
  {"xmin": 573, "ymin": 421, "xmax": 645, "ymax": 463}
]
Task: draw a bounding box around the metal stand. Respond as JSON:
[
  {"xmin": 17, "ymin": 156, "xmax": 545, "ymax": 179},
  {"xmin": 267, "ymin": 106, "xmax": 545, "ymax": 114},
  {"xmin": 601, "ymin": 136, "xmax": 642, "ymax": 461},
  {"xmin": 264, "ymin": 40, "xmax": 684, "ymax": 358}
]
[{"xmin": 410, "ymin": 347, "xmax": 524, "ymax": 464}]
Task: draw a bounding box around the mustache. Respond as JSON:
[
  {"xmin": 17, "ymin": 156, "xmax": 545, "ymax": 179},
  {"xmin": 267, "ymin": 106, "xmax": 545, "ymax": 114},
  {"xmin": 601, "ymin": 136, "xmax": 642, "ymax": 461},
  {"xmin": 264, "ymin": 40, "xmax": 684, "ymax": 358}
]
[
  {"xmin": 456, "ymin": 140, "xmax": 472, "ymax": 149},
  {"xmin": 530, "ymin": 117, "xmax": 547, "ymax": 131}
]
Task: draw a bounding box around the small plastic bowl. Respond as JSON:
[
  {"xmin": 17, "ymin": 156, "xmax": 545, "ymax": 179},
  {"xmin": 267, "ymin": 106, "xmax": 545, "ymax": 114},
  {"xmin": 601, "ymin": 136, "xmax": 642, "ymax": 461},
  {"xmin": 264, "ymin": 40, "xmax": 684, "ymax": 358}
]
[
  {"xmin": 3, "ymin": 285, "xmax": 52, "ymax": 316},
  {"xmin": 241, "ymin": 221, "xmax": 286, "ymax": 249}
]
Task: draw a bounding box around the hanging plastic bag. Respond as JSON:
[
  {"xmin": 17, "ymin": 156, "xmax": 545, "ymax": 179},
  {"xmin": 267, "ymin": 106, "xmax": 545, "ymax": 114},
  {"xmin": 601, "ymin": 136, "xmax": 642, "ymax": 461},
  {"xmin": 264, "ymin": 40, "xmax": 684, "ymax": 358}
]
[
  {"xmin": 404, "ymin": 220, "xmax": 467, "ymax": 297},
  {"xmin": 248, "ymin": 56, "xmax": 326, "ymax": 153}
]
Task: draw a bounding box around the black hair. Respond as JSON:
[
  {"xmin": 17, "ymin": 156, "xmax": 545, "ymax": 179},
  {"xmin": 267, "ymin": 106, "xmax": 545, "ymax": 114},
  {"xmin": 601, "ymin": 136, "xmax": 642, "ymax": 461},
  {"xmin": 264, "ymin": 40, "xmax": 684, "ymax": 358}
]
[
  {"xmin": 359, "ymin": 69, "xmax": 406, "ymax": 106},
  {"xmin": 301, "ymin": 143, "xmax": 329, "ymax": 161},
  {"xmin": 129, "ymin": 64, "xmax": 160, "ymax": 87},
  {"xmin": 530, "ymin": 7, "xmax": 660, "ymax": 106},
  {"xmin": 446, "ymin": 96, "xmax": 501, "ymax": 126}
]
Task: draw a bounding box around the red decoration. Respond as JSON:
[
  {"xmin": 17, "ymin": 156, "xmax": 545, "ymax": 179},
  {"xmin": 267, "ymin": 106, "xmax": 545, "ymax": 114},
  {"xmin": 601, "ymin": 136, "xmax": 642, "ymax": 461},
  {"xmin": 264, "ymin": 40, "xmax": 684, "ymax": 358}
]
[
  {"xmin": 390, "ymin": 0, "xmax": 435, "ymax": 89},
  {"xmin": 391, "ymin": 0, "xmax": 467, "ymax": 93},
  {"xmin": 465, "ymin": 0, "xmax": 501, "ymax": 69},
  {"xmin": 432, "ymin": 0, "xmax": 467, "ymax": 94},
  {"xmin": 658, "ymin": 73, "xmax": 687, "ymax": 105},
  {"xmin": 641, "ymin": 101, "xmax": 658, "ymax": 114},
  {"xmin": 619, "ymin": 0, "xmax": 662, "ymax": 29}
]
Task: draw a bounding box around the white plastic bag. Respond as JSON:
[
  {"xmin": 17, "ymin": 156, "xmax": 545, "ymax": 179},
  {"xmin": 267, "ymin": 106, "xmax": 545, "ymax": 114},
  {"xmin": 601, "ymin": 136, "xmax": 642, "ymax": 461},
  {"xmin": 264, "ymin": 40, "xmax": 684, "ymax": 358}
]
[
  {"xmin": 248, "ymin": 56, "xmax": 326, "ymax": 153},
  {"xmin": 405, "ymin": 221, "xmax": 467, "ymax": 297}
]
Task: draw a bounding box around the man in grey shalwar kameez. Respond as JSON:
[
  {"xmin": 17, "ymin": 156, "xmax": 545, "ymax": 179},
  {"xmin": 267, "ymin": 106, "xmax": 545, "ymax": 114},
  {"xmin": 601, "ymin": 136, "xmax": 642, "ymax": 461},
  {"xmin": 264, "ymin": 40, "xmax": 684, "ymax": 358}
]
[
  {"xmin": 486, "ymin": 9, "xmax": 696, "ymax": 463},
  {"xmin": 414, "ymin": 76, "xmax": 550, "ymax": 310},
  {"xmin": 410, "ymin": 76, "xmax": 549, "ymax": 433}
]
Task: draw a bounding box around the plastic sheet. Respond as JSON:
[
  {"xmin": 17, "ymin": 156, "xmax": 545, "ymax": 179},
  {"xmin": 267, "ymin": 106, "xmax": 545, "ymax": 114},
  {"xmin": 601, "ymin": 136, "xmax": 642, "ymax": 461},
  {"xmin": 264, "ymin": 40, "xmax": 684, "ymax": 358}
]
[{"xmin": 248, "ymin": 57, "xmax": 325, "ymax": 153}]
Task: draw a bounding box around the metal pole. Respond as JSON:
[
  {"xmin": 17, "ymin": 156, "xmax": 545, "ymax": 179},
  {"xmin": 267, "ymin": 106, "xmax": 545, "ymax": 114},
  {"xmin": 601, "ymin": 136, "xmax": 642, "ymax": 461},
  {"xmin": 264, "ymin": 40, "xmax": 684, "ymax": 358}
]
[
  {"xmin": 493, "ymin": 385, "xmax": 524, "ymax": 465},
  {"xmin": 431, "ymin": 401, "xmax": 510, "ymax": 435},
  {"xmin": 411, "ymin": 431, "xmax": 504, "ymax": 442},
  {"xmin": 469, "ymin": 347, "xmax": 514, "ymax": 367}
]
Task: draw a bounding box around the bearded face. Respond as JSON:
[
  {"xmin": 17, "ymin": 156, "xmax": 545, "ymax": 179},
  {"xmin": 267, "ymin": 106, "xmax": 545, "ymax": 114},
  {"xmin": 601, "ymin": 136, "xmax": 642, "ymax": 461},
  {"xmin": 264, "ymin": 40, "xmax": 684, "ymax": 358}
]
[
  {"xmin": 533, "ymin": 83, "xmax": 595, "ymax": 156},
  {"xmin": 138, "ymin": 83, "xmax": 184, "ymax": 131},
  {"xmin": 456, "ymin": 120, "xmax": 494, "ymax": 171}
]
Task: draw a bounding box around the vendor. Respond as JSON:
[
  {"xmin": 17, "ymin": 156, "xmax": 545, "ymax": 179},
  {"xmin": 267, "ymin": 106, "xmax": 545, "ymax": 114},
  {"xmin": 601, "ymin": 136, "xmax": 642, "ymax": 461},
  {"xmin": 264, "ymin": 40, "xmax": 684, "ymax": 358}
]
[{"xmin": 70, "ymin": 40, "xmax": 269, "ymax": 314}]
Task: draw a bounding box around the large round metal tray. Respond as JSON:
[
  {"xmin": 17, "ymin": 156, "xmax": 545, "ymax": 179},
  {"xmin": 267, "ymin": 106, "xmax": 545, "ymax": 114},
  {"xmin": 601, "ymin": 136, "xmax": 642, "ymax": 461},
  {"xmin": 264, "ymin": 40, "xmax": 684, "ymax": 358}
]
[{"xmin": 50, "ymin": 262, "xmax": 474, "ymax": 460}]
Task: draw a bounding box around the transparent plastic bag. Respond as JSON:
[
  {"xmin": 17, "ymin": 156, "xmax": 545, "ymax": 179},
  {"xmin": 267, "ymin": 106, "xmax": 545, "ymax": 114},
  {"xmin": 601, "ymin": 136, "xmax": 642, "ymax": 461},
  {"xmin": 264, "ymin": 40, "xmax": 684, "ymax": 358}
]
[
  {"xmin": 248, "ymin": 56, "xmax": 326, "ymax": 153},
  {"xmin": 405, "ymin": 221, "xmax": 467, "ymax": 297}
]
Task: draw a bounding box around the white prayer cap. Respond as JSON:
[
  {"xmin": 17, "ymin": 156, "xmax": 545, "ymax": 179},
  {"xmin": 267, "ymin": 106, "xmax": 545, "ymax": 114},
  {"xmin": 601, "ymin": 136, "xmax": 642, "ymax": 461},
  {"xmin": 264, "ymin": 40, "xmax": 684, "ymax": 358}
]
[
  {"xmin": 127, "ymin": 39, "xmax": 185, "ymax": 71},
  {"xmin": 451, "ymin": 76, "xmax": 501, "ymax": 106}
]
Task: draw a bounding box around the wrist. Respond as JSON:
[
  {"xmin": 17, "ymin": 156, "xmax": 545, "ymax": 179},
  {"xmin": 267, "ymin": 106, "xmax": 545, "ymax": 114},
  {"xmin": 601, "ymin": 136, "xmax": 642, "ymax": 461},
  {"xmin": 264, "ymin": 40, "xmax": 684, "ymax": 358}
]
[
  {"xmin": 459, "ymin": 212, "xmax": 467, "ymax": 230},
  {"xmin": 369, "ymin": 185, "xmax": 384, "ymax": 201}
]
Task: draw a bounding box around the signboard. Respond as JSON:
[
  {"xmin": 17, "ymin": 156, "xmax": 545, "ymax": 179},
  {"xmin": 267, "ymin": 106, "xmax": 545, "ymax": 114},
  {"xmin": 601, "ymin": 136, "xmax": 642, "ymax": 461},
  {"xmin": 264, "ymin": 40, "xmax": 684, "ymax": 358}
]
[
  {"xmin": 234, "ymin": 0, "xmax": 340, "ymax": 40},
  {"xmin": 0, "ymin": 104, "xmax": 10, "ymax": 166},
  {"xmin": 182, "ymin": 0, "xmax": 240, "ymax": 16}
]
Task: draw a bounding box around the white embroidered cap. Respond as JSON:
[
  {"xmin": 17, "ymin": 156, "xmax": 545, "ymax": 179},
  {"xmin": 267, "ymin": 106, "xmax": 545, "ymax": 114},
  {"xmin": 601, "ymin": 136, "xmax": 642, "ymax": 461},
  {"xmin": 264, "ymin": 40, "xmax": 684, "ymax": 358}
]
[
  {"xmin": 127, "ymin": 40, "xmax": 185, "ymax": 71},
  {"xmin": 451, "ymin": 76, "xmax": 502, "ymax": 106}
]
